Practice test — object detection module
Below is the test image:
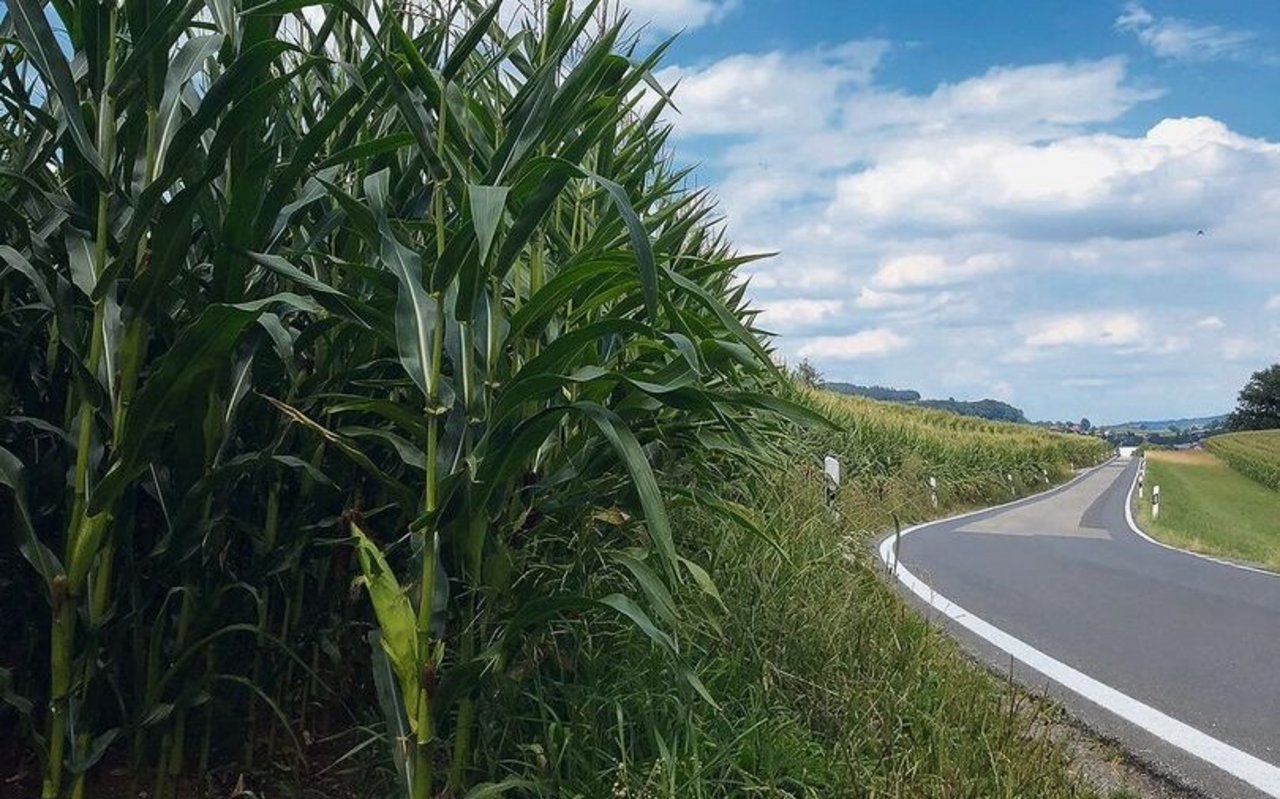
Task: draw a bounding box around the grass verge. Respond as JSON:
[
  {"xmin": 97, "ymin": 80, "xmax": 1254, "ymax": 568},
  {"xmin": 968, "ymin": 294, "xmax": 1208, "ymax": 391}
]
[{"xmin": 1137, "ymin": 450, "xmax": 1280, "ymax": 571}]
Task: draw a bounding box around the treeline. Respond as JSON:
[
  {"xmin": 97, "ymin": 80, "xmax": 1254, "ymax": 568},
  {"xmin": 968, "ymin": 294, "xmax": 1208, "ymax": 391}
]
[
  {"xmin": 821, "ymin": 382, "xmax": 921, "ymax": 402},
  {"xmin": 918, "ymin": 397, "xmax": 1028, "ymax": 423},
  {"xmin": 821, "ymin": 383, "xmax": 1028, "ymax": 423}
]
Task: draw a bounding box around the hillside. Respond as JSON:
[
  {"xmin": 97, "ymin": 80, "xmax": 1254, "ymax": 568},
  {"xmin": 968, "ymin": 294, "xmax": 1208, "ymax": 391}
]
[
  {"xmin": 821, "ymin": 382, "xmax": 922, "ymax": 402},
  {"xmin": 918, "ymin": 397, "xmax": 1028, "ymax": 423},
  {"xmin": 820, "ymin": 382, "xmax": 1028, "ymax": 423}
]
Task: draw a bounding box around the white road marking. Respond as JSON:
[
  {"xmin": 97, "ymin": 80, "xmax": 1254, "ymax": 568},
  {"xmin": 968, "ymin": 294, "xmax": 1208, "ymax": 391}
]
[{"xmin": 879, "ymin": 463, "xmax": 1280, "ymax": 798}]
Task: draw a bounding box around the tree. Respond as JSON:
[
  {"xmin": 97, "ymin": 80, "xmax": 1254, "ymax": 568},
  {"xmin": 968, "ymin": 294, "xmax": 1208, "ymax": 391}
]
[
  {"xmin": 794, "ymin": 358, "xmax": 823, "ymax": 388},
  {"xmin": 1079, "ymin": 417, "xmax": 1092, "ymax": 432},
  {"xmin": 1226, "ymin": 364, "xmax": 1280, "ymax": 431}
]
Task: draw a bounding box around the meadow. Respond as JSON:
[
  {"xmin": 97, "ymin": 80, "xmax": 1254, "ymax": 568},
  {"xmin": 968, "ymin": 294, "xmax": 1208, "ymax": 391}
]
[
  {"xmin": 1, "ymin": 1, "xmax": 1113, "ymax": 795},
  {"xmin": 1138, "ymin": 448, "xmax": 1280, "ymax": 571}
]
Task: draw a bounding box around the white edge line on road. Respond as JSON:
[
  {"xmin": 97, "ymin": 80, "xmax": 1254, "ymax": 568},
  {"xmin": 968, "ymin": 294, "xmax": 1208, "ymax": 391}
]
[
  {"xmin": 877, "ymin": 459, "xmax": 1280, "ymax": 798},
  {"xmin": 1122, "ymin": 460, "xmax": 1277, "ymax": 577}
]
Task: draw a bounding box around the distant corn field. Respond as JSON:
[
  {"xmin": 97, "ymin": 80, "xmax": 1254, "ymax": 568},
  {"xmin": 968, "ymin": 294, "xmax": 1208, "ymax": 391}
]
[
  {"xmin": 802, "ymin": 388, "xmax": 1108, "ymax": 504},
  {"xmin": 1206, "ymin": 430, "xmax": 1280, "ymax": 491},
  {"xmin": 0, "ymin": 1, "xmax": 1109, "ymax": 797}
]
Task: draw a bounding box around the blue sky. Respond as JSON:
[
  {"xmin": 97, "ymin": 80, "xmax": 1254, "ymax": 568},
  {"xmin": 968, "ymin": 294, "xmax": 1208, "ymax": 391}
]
[{"xmin": 622, "ymin": 0, "xmax": 1280, "ymax": 423}]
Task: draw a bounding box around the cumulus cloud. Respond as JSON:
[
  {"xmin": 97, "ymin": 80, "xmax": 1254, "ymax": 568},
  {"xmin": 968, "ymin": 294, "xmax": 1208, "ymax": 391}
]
[
  {"xmin": 796, "ymin": 329, "xmax": 909, "ymax": 360},
  {"xmin": 1267, "ymin": 295, "xmax": 1280, "ymax": 311},
  {"xmin": 828, "ymin": 117, "xmax": 1280, "ymax": 241},
  {"xmin": 853, "ymin": 287, "xmax": 921, "ymax": 310},
  {"xmin": 754, "ymin": 298, "xmax": 844, "ymax": 332},
  {"xmin": 1195, "ymin": 316, "xmax": 1225, "ymax": 329},
  {"xmin": 1116, "ymin": 3, "xmax": 1258, "ymax": 63},
  {"xmin": 1023, "ymin": 312, "xmax": 1147, "ymax": 349},
  {"xmin": 653, "ymin": 40, "xmax": 1280, "ymax": 419},
  {"xmin": 624, "ymin": 0, "xmax": 736, "ymax": 31},
  {"xmin": 1009, "ymin": 312, "xmax": 1194, "ymax": 364},
  {"xmin": 656, "ymin": 40, "xmax": 889, "ymax": 137},
  {"xmin": 870, "ymin": 253, "xmax": 1008, "ymax": 290}
]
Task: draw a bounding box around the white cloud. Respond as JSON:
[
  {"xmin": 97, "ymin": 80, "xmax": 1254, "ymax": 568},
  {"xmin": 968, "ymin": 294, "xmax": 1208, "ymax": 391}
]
[
  {"xmin": 870, "ymin": 253, "xmax": 1008, "ymax": 290},
  {"xmin": 1024, "ymin": 312, "xmax": 1147, "ymax": 349},
  {"xmin": 624, "ymin": 0, "xmax": 736, "ymax": 31},
  {"xmin": 853, "ymin": 287, "xmax": 919, "ymax": 310},
  {"xmin": 656, "ymin": 41, "xmax": 888, "ymax": 137},
  {"xmin": 797, "ymin": 329, "xmax": 909, "ymax": 360},
  {"xmin": 754, "ymin": 298, "xmax": 843, "ymax": 332},
  {"xmin": 654, "ymin": 43, "xmax": 1280, "ymax": 419},
  {"xmin": 1006, "ymin": 313, "xmax": 1191, "ymax": 364},
  {"xmin": 741, "ymin": 260, "xmax": 855, "ymax": 292},
  {"xmin": 1266, "ymin": 295, "xmax": 1280, "ymax": 311},
  {"xmin": 1115, "ymin": 3, "xmax": 1154, "ymax": 30},
  {"xmin": 826, "ymin": 116, "xmax": 1280, "ymax": 241},
  {"xmin": 1116, "ymin": 3, "xmax": 1257, "ymax": 63},
  {"xmin": 843, "ymin": 58, "xmax": 1159, "ymax": 141},
  {"xmin": 1195, "ymin": 316, "xmax": 1225, "ymax": 329}
]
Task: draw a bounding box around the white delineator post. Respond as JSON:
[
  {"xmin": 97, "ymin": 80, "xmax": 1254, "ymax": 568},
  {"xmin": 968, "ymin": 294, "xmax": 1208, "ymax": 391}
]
[
  {"xmin": 823, "ymin": 455, "xmax": 841, "ymax": 509},
  {"xmin": 1007, "ymin": 473, "xmax": 1015, "ymax": 496},
  {"xmin": 1153, "ymin": 485, "xmax": 1161, "ymax": 520},
  {"xmin": 1138, "ymin": 470, "xmax": 1144, "ymax": 499},
  {"xmin": 928, "ymin": 476, "xmax": 938, "ymax": 509}
]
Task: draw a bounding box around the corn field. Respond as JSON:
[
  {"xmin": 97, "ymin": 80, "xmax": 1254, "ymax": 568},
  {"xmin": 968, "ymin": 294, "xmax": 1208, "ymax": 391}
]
[
  {"xmin": 0, "ymin": 1, "xmax": 829, "ymax": 795},
  {"xmin": 0, "ymin": 0, "xmax": 1119, "ymax": 796},
  {"xmin": 802, "ymin": 389, "xmax": 1109, "ymax": 505},
  {"xmin": 1206, "ymin": 430, "xmax": 1280, "ymax": 491}
]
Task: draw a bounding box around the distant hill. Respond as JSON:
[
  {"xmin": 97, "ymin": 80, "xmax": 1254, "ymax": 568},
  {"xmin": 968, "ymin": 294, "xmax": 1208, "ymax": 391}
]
[
  {"xmin": 918, "ymin": 398, "xmax": 1028, "ymax": 424},
  {"xmin": 1103, "ymin": 415, "xmax": 1228, "ymax": 433},
  {"xmin": 820, "ymin": 383, "xmax": 1027, "ymax": 424},
  {"xmin": 820, "ymin": 383, "xmax": 921, "ymax": 402}
]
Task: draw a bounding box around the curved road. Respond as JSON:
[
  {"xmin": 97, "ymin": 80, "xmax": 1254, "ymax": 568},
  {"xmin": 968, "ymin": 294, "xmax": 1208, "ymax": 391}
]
[{"xmin": 884, "ymin": 457, "xmax": 1280, "ymax": 798}]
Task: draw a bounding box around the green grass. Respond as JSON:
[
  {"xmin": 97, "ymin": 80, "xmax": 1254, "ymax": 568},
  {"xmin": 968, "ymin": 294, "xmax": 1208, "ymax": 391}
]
[{"xmin": 1138, "ymin": 450, "xmax": 1280, "ymax": 571}]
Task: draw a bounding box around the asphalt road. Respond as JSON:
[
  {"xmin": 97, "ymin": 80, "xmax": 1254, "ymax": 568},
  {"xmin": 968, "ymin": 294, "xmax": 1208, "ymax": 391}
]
[{"xmin": 886, "ymin": 457, "xmax": 1280, "ymax": 798}]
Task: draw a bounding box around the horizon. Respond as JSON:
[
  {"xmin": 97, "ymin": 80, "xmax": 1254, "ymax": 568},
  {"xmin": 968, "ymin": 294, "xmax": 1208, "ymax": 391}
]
[
  {"xmin": 625, "ymin": 0, "xmax": 1280, "ymax": 422},
  {"xmin": 816, "ymin": 378, "xmax": 1229, "ymax": 427}
]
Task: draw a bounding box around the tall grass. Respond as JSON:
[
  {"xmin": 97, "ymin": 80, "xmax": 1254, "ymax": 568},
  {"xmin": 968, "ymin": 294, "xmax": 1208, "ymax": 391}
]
[{"xmin": 0, "ymin": 1, "xmax": 1111, "ymax": 796}]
